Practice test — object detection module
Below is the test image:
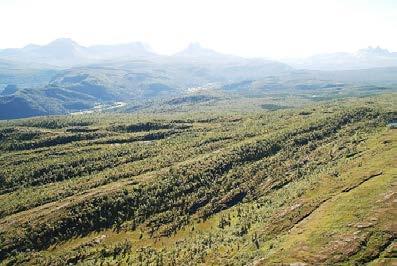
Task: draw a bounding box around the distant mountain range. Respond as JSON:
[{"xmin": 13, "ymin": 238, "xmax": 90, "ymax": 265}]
[
  {"xmin": 0, "ymin": 39, "xmax": 295, "ymax": 119},
  {"xmin": 0, "ymin": 39, "xmax": 246, "ymax": 67},
  {"xmin": 1, "ymin": 39, "xmax": 396, "ymax": 69},
  {"xmin": 0, "ymin": 38, "xmax": 157, "ymax": 67},
  {"xmin": 0, "ymin": 39, "xmax": 396, "ymax": 119},
  {"xmin": 283, "ymin": 46, "xmax": 397, "ymax": 70}
]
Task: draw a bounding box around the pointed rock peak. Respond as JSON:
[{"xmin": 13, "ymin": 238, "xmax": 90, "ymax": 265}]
[
  {"xmin": 49, "ymin": 38, "xmax": 77, "ymax": 44},
  {"xmin": 175, "ymin": 42, "xmax": 222, "ymax": 58},
  {"xmin": 46, "ymin": 38, "xmax": 81, "ymax": 48},
  {"xmin": 357, "ymin": 46, "xmax": 390, "ymax": 56}
]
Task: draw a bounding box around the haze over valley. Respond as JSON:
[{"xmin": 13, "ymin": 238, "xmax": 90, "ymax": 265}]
[{"xmin": 1, "ymin": 38, "xmax": 396, "ymax": 119}]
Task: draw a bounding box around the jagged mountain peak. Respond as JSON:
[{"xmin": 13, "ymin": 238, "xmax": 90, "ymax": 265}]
[
  {"xmin": 48, "ymin": 38, "xmax": 79, "ymax": 45},
  {"xmin": 357, "ymin": 46, "xmax": 391, "ymax": 57},
  {"xmin": 175, "ymin": 42, "xmax": 224, "ymax": 57}
]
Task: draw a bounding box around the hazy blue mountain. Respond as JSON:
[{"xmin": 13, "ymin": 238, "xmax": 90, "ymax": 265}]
[
  {"xmin": 172, "ymin": 43, "xmax": 239, "ymax": 62},
  {"xmin": 0, "ymin": 85, "xmax": 18, "ymax": 95},
  {"xmin": 0, "ymin": 38, "xmax": 157, "ymax": 67},
  {"xmin": 284, "ymin": 46, "xmax": 397, "ymax": 70},
  {"xmin": 356, "ymin": 46, "xmax": 395, "ymax": 57},
  {"xmin": 0, "ymin": 59, "xmax": 59, "ymax": 91},
  {"xmin": 87, "ymin": 42, "xmax": 157, "ymax": 60},
  {"xmin": 0, "ymin": 59, "xmax": 17, "ymax": 69},
  {"xmin": 0, "ymin": 38, "xmax": 89, "ymax": 66},
  {"xmin": 1, "ymin": 39, "xmax": 397, "ymax": 120},
  {"xmin": 2, "ymin": 64, "xmax": 396, "ymax": 120},
  {"xmin": 0, "ymin": 54, "xmax": 294, "ymax": 119}
]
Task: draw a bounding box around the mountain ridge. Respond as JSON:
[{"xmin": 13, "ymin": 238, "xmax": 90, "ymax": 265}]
[
  {"xmin": 0, "ymin": 38, "xmax": 157, "ymax": 67},
  {"xmin": 283, "ymin": 46, "xmax": 397, "ymax": 70},
  {"xmin": 2, "ymin": 38, "xmax": 396, "ymax": 69}
]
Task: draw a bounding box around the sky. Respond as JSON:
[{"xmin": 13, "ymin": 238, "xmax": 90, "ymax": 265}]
[{"xmin": 0, "ymin": 0, "xmax": 396, "ymax": 58}]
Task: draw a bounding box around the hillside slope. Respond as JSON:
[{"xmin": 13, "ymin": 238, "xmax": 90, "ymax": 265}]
[{"xmin": 0, "ymin": 94, "xmax": 395, "ymax": 265}]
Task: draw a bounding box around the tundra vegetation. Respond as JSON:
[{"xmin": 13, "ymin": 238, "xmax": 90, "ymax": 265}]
[{"xmin": 0, "ymin": 93, "xmax": 396, "ymax": 265}]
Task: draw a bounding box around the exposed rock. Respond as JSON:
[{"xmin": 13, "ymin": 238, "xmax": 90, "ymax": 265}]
[{"xmin": 355, "ymin": 222, "xmax": 374, "ymax": 229}]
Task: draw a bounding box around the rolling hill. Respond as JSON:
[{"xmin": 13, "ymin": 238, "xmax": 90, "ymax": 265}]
[
  {"xmin": 0, "ymin": 42, "xmax": 296, "ymax": 119},
  {"xmin": 0, "ymin": 94, "xmax": 395, "ymax": 265},
  {"xmin": 0, "ymin": 38, "xmax": 396, "ymax": 265}
]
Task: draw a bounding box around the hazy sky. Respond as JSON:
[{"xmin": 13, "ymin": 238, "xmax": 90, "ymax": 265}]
[{"xmin": 0, "ymin": 0, "xmax": 396, "ymax": 58}]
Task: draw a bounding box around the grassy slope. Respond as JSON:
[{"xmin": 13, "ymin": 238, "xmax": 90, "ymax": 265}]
[
  {"xmin": 34, "ymin": 122, "xmax": 395, "ymax": 266},
  {"xmin": 260, "ymin": 128, "xmax": 396, "ymax": 265},
  {"xmin": 0, "ymin": 94, "xmax": 395, "ymax": 265}
]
